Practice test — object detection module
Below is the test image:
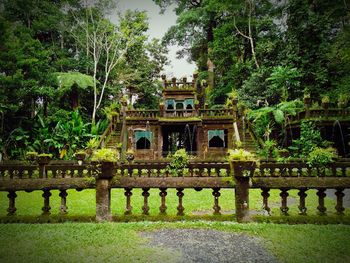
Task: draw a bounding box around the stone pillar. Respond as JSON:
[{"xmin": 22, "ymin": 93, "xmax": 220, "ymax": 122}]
[
  {"xmin": 235, "ymin": 176, "xmax": 250, "ymax": 222},
  {"xmin": 304, "ymin": 97, "xmax": 311, "ymax": 118},
  {"xmin": 95, "ymin": 162, "xmax": 114, "ymax": 222},
  {"xmin": 232, "ymin": 161, "xmax": 255, "ymax": 223}
]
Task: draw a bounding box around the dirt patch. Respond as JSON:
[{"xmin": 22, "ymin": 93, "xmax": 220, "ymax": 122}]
[{"xmin": 141, "ymin": 229, "xmax": 279, "ymax": 263}]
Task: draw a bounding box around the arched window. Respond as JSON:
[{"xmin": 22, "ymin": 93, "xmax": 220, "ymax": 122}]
[
  {"xmin": 136, "ymin": 137, "xmax": 151, "ymax": 149},
  {"xmin": 208, "ymin": 130, "xmax": 226, "ymax": 148},
  {"xmin": 166, "ymin": 99, "xmax": 175, "ymax": 110},
  {"xmin": 176, "ymin": 102, "xmax": 184, "ymax": 109},
  {"xmin": 135, "ymin": 130, "xmax": 152, "ymax": 150},
  {"xmin": 185, "ymin": 99, "xmax": 194, "ymax": 110}
]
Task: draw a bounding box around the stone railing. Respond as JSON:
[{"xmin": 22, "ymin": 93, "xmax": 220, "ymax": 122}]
[
  {"xmin": 0, "ymin": 159, "xmax": 349, "ymax": 222},
  {"xmin": 288, "ymin": 108, "xmax": 350, "ymax": 123},
  {"xmin": 126, "ymin": 110, "xmax": 160, "ymax": 119},
  {"xmin": 163, "ymin": 109, "xmax": 197, "ymax": 118},
  {"xmin": 199, "ymin": 108, "xmax": 234, "ymax": 118}
]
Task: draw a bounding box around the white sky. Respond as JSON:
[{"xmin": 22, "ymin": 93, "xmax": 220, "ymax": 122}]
[{"xmin": 110, "ymin": 0, "xmax": 196, "ymax": 79}]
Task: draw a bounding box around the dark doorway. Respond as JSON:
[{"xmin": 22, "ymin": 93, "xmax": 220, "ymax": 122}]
[
  {"xmin": 162, "ymin": 125, "xmax": 197, "ymax": 156},
  {"xmin": 136, "ymin": 137, "xmax": 151, "ymax": 149},
  {"xmin": 209, "ymin": 136, "xmax": 224, "ymax": 147}
]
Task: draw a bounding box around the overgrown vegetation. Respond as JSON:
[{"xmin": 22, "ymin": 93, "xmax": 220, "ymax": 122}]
[
  {"xmin": 166, "ymin": 149, "xmax": 190, "ymax": 176},
  {"xmin": 0, "ymin": 0, "xmax": 168, "ymax": 160}
]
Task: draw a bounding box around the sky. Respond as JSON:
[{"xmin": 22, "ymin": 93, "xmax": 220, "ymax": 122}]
[{"xmin": 110, "ymin": 0, "xmax": 196, "ymax": 79}]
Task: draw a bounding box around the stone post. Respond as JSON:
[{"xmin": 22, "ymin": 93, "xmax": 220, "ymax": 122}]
[
  {"xmin": 232, "ymin": 161, "xmax": 255, "ymax": 223},
  {"xmin": 304, "ymin": 97, "xmax": 311, "ymax": 118},
  {"xmin": 172, "ymin": 77, "xmax": 177, "ymax": 88},
  {"xmin": 96, "ymin": 162, "xmax": 114, "ymax": 222}
]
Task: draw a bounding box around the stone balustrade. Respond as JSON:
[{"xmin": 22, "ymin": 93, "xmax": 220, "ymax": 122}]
[{"xmin": 0, "ymin": 159, "xmax": 349, "ymax": 222}]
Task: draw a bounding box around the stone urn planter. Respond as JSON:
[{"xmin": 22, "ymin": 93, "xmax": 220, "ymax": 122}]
[
  {"xmin": 230, "ymin": 160, "xmax": 257, "ymax": 177},
  {"xmin": 26, "ymin": 152, "xmax": 38, "ymax": 163},
  {"xmin": 126, "ymin": 152, "xmax": 135, "ymax": 163},
  {"xmin": 37, "ymin": 154, "xmax": 52, "ymax": 165},
  {"xmin": 303, "ymin": 97, "xmax": 312, "ymax": 107},
  {"xmin": 75, "ymin": 152, "xmax": 86, "ymax": 161}
]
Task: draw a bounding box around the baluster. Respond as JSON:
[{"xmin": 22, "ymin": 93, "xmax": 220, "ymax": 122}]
[
  {"xmin": 335, "ymin": 188, "xmax": 345, "ymax": 215},
  {"xmin": 7, "ymin": 191, "xmax": 17, "ymax": 215},
  {"xmin": 331, "ymin": 166, "xmax": 337, "ymax": 177},
  {"xmin": 280, "ymin": 188, "xmax": 289, "ymax": 215},
  {"xmin": 142, "ymin": 188, "xmax": 150, "ymax": 215},
  {"xmin": 316, "ymin": 188, "xmax": 327, "ymax": 215},
  {"xmin": 212, "ymin": 188, "xmax": 221, "ymax": 215},
  {"xmin": 156, "ymin": 168, "xmax": 161, "ymax": 177},
  {"xmin": 341, "ymin": 167, "xmax": 346, "ymax": 177},
  {"xmin": 261, "ymin": 188, "xmax": 271, "ymax": 215},
  {"xmin": 52, "ymin": 169, "xmax": 57, "ymax": 178},
  {"xmin": 147, "ymin": 169, "xmax": 151, "ymax": 177},
  {"xmin": 198, "ymin": 168, "xmax": 204, "ymax": 177},
  {"xmin": 128, "ymin": 167, "xmax": 133, "ymax": 177},
  {"xmin": 59, "ymin": 189, "xmax": 68, "ymax": 214},
  {"xmin": 138, "ymin": 168, "xmax": 142, "ymax": 177},
  {"xmin": 18, "ymin": 169, "xmax": 23, "ymax": 179},
  {"xmin": 307, "ymin": 167, "xmax": 312, "ymax": 177},
  {"xmin": 259, "ymin": 167, "xmax": 264, "ymax": 177},
  {"xmin": 176, "ymin": 188, "xmax": 185, "ymax": 216},
  {"xmin": 78, "ymin": 167, "xmax": 83, "ymax": 177},
  {"xmin": 28, "ymin": 168, "xmax": 33, "ymax": 179},
  {"xmin": 215, "ymin": 168, "xmax": 220, "ymax": 177},
  {"xmin": 207, "ymin": 168, "xmax": 211, "ymax": 177},
  {"xmin": 159, "ymin": 188, "xmax": 167, "ymax": 214},
  {"xmin": 42, "ymin": 189, "xmax": 52, "ymax": 215},
  {"xmin": 297, "ymin": 167, "xmax": 303, "ymax": 177},
  {"xmin": 298, "ymin": 188, "xmax": 307, "ymax": 215},
  {"xmin": 124, "ymin": 188, "xmax": 133, "ymax": 215}
]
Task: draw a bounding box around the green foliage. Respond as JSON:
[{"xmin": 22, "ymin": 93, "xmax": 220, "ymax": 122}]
[
  {"xmin": 321, "ymin": 96, "xmax": 330, "ymax": 104},
  {"xmin": 86, "ymin": 138, "xmax": 100, "ymax": 150},
  {"xmin": 267, "ymin": 66, "xmax": 302, "ymax": 102},
  {"xmin": 166, "ymin": 149, "xmax": 189, "ymax": 177},
  {"xmin": 258, "ymin": 140, "xmax": 279, "ymax": 159},
  {"xmin": 55, "ymin": 72, "xmax": 95, "ymax": 93},
  {"xmin": 289, "ymin": 121, "xmax": 331, "ymax": 158},
  {"xmin": 338, "ymin": 93, "xmax": 349, "ymax": 108},
  {"xmin": 227, "ymin": 149, "xmax": 256, "ymax": 162},
  {"xmin": 248, "ymin": 100, "xmax": 304, "ymax": 141},
  {"xmin": 307, "ymin": 147, "xmax": 338, "ymax": 168},
  {"xmin": 91, "ymin": 148, "xmax": 118, "ymax": 162}
]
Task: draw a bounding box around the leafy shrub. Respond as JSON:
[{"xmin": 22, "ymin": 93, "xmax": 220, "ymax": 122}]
[
  {"xmin": 91, "ymin": 148, "xmax": 118, "ymax": 162},
  {"xmin": 227, "ymin": 149, "xmax": 256, "ymax": 161},
  {"xmin": 289, "ymin": 121, "xmax": 331, "ymax": 158},
  {"xmin": 258, "ymin": 140, "xmax": 279, "ymax": 159},
  {"xmin": 166, "ymin": 149, "xmax": 189, "ymax": 177},
  {"xmin": 307, "ymin": 147, "xmax": 338, "ymax": 168}
]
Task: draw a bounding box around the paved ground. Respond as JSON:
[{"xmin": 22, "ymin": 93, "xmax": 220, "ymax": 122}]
[{"xmin": 141, "ymin": 229, "xmax": 279, "ymax": 263}]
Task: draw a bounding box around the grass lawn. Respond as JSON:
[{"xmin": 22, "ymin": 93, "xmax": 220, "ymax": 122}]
[
  {"xmin": 0, "ymin": 189, "xmax": 349, "ymax": 262},
  {"xmin": 0, "ymin": 222, "xmax": 350, "ymax": 263}
]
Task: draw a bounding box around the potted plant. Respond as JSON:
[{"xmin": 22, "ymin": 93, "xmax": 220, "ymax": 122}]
[
  {"xmin": 321, "ymin": 95, "xmax": 330, "ymax": 109},
  {"xmin": 338, "ymin": 93, "xmax": 349, "ymax": 108},
  {"xmin": 26, "ymin": 151, "xmax": 38, "ymax": 163},
  {"xmin": 303, "ymin": 92, "xmax": 311, "ymax": 107},
  {"xmin": 126, "ymin": 148, "xmax": 135, "ymax": 163},
  {"xmin": 227, "ymin": 149, "xmax": 257, "ymax": 177},
  {"xmin": 37, "ymin": 153, "xmax": 52, "ymax": 165},
  {"xmin": 85, "ymin": 138, "xmax": 99, "ymax": 156},
  {"xmin": 91, "ymin": 148, "xmax": 119, "ymax": 179},
  {"xmin": 75, "ymin": 150, "xmax": 86, "ymax": 165}
]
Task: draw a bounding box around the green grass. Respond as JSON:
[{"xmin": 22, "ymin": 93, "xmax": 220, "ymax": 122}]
[
  {"xmin": 0, "ymin": 222, "xmax": 349, "ymax": 263},
  {"xmin": 0, "ymin": 188, "xmax": 348, "ymax": 222},
  {"xmin": 0, "ymin": 189, "xmax": 350, "ymax": 262}
]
